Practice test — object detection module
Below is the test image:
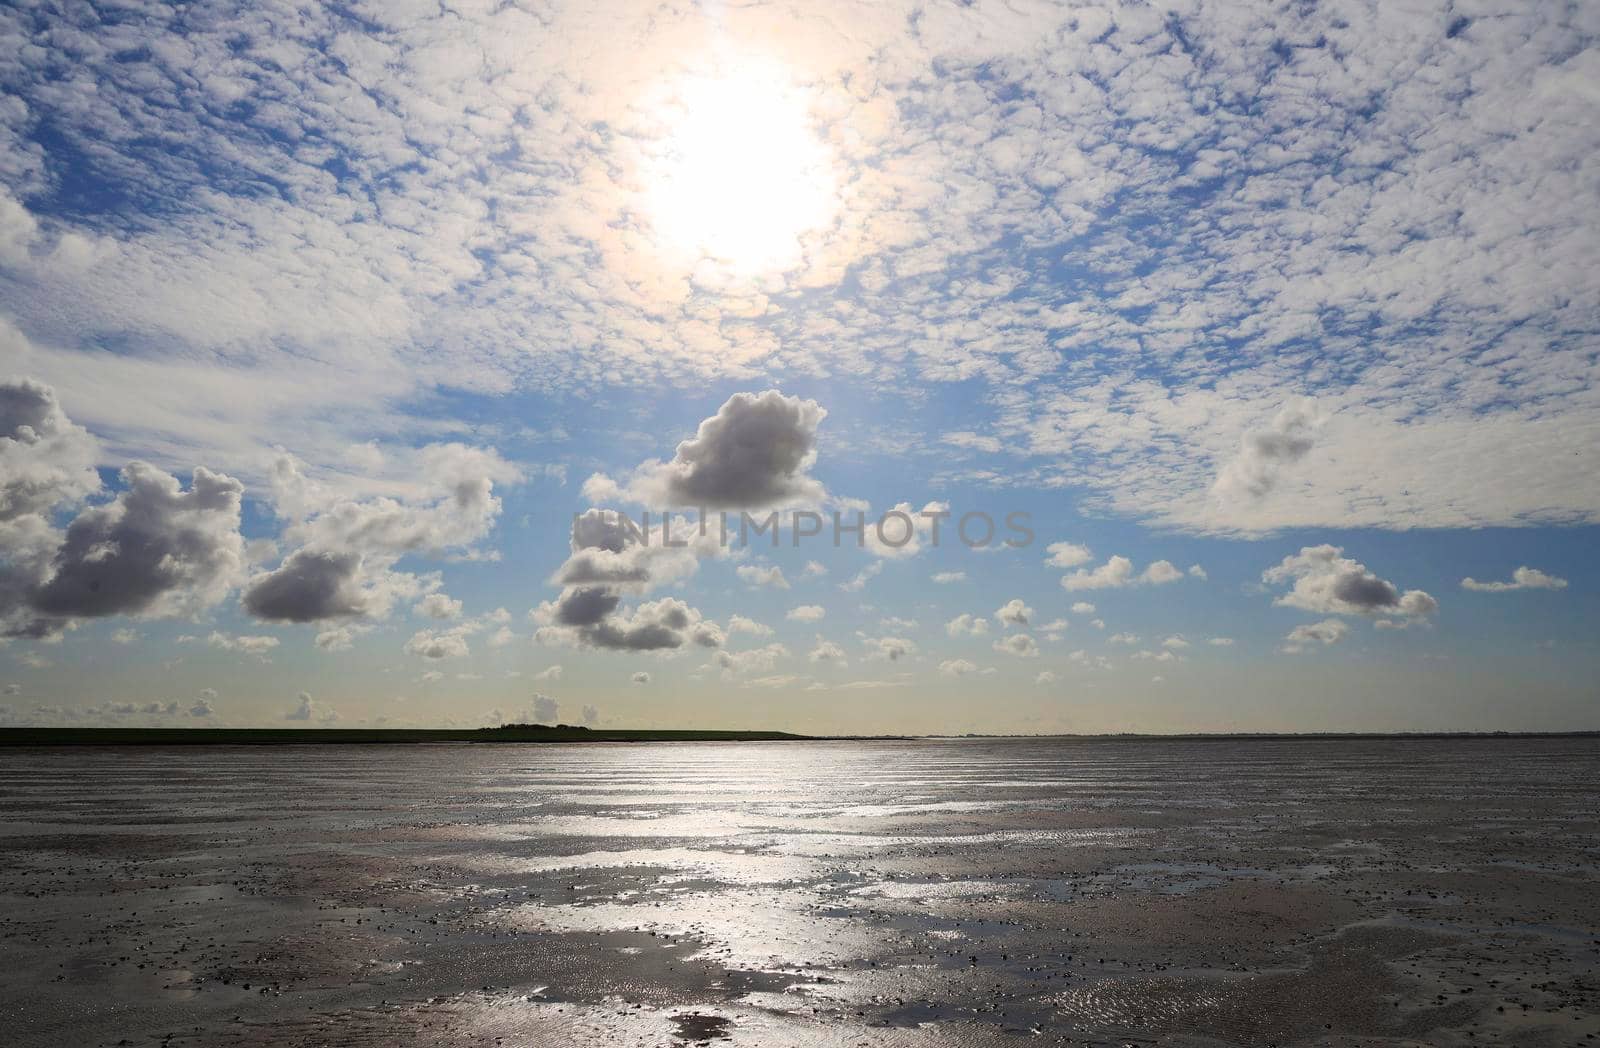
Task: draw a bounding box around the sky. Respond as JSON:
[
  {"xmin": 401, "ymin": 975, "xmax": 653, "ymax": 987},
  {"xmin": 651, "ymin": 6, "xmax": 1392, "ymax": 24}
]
[{"xmin": 1, "ymin": 0, "xmax": 1597, "ymax": 734}]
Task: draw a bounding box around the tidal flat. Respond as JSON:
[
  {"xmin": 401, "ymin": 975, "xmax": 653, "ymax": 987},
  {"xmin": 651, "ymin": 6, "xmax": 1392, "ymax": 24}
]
[{"xmin": 1, "ymin": 737, "xmax": 1596, "ymax": 1047}]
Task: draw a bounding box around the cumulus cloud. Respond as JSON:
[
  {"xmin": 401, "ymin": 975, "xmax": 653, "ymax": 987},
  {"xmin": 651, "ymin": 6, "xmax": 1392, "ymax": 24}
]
[
  {"xmin": 714, "ymin": 643, "xmax": 790, "ymax": 676},
  {"xmin": 1263, "ymin": 546, "xmax": 1438, "ymax": 619},
  {"xmin": 992, "ymin": 633, "xmax": 1039, "ymax": 658},
  {"xmin": 285, "ymin": 691, "xmax": 337, "ymax": 722},
  {"xmin": 0, "ymin": 378, "xmax": 102, "ymax": 637},
  {"xmin": 994, "ymin": 599, "xmax": 1032, "ymax": 627},
  {"xmin": 1058, "ymin": 555, "xmax": 1182, "ymax": 591},
  {"xmin": 631, "ymin": 671, "xmax": 651, "ymax": 684},
  {"xmin": 414, "ymin": 593, "xmax": 463, "ymax": 619},
  {"xmin": 243, "ymin": 449, "xmax": 517, "ymax": 623},
  {"xmin": 863, "ymin": 501, "xmax": 950, "ymax": 559},
  {"xmin": 537, "ymin": 594, "xmax": 722, "ymax": 653},
  {"xmin": 786, "ymin": 604, "xmax": 825, "ymax": 623},
  {"xmin": 1070, "ymin": 602, "xmax": 1096, "ymax": 615},
  {"xmin": 1213, "ymin": 400, "xmax": 1324, "ymax": 501},
  {"xmin": 862, "ymin": 635, "xmax": 915, "ymax": 662},
  {"xmin": 838, "ymin": 561, "xmax": 884, "ymax": 592},
  {"xmin": 530, "ymin": 694, "xmax": 559, "ymax": 724},
  {"xmin": 1044, "ymin": 542, "xmax": 1093, "ymax": 568},
  {"xmin": 404, "ymin": 626, "xmax": 474, "ymax": 660},
  {"xmin": 580, "ymin": 703, "xmax": 599, "ymax": 726},
  {"xmin": 17, "ymin": 460, "xmax": 245, "ymax": 636},
  {"xmin": 603, "ymin": 391, "xmax": 827, "ymax": 509},
  {"xmin": 206, "ymin": 631, "xmax": 279, "ymax": 655},
  {"xmin": 1034, "ymin": 670, "xmax": 1058, "ymax": 685},
  {"xmin": 807, "ymin": 638, "xmax": 846, "ymax": 663},
  {"xmin": 736, "ymin": 564, "xmax": 790, "ymax": 590},
  {"xmin": 1282, "ymin": 619, "xmax": 1350, "ymax": 654},
  {"xmin": 314, "ymin": 624, "xmax": 367, "ymax": 652},
  {"xmin": 939, "ymin": 658, "xmax": 979, "ymax": 676},
  {"xmin": 931, "ymin": 571, "xmax": 966, "ymax": 584},
  {"xmin": 1461, "ymin": 567, "xmax": 1569, "ymax": 592},
  {"xmin": 728, "ymin": 614, "xmax": 774, "ymax": 636},
  {"xmin": 534, "ymin": 508, "xmax": 726, "ymax": 654},
  {"xmin": 945, "ymin": 613, "xmax": 989, "ymax": 637}
]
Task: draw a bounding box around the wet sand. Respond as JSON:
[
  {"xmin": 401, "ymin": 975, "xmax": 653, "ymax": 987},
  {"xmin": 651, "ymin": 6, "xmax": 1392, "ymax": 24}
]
[{"xmin": 1, "ymin": 737, "xmax": 1596, "ymax": 1047}]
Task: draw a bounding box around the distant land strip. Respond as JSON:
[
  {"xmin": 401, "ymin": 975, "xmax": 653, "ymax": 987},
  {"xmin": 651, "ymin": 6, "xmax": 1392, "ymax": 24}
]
[
  {"xmin": 0, "ymin": 725, "xmax": 815, "ymax": 746},
  {"xmin": 0, "ymin": 726, "xmax": 1594, "ymax": 746}
]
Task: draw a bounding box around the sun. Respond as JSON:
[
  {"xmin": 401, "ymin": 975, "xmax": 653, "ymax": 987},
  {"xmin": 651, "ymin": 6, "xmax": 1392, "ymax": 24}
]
[{"xmin": 641, "ymin": 61, "xmax": 837, "ymax": 280}]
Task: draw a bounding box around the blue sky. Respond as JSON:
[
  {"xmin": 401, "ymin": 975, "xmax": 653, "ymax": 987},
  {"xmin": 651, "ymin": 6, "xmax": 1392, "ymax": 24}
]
[{"xmin": 1, "ymin": 0, "xmax": 1596, "ymax": 732}]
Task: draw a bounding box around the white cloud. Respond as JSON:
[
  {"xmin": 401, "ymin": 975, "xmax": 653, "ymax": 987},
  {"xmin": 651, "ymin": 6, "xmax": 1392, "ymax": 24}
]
[
  {"xmin": 736, "ymin": 564, "xmax": 791, "ymax": 590},
  {"xmin": 404, "ymin": 625, "xmax": 475, "ymax": 660},
  {"xmin": 994, "ymin": 599, "xmax": 1032, "ymax": 627},
  {"xmin": 1061, "ymin": 554, "xmax": 1188, "ymax": 590},
  {"xmin": 715, "ymin": 643, "xmax": 790, "ymax": 676},
  {"xmin": 728, "ymin": 614, "xmax": 775, "ymax": 636},
  {"xmin": 786, "ymin": 604, "xmax": 826, "ymax": 623},
  {"xmin": 631, "ymin": 671, "xmax": 651, "ymax": 684},
  {"xmin": 1044, "ymin": 542, "xmax": 1093, "ymax": 568},
  {"xmin": 863, "ymin": 501, "xmax": 950, "ymax": 559},
  {"xmin": 807, "ymin": 638, "xmax": 846, "ymax": 663},
  {"xmin": 1282, "ymin": 619, "xmax": 1351, "ymax": 654},
  {"xmin": 1461, "ymin": 567, "xmax": 1569, "ymax": 592},
  {"xmin": 862, "ymin": 635, "xmax": 915, "ymax": 662},
  {"xmin": 1263, "ymin": 545, "xmax": 1438, "ymax": 619},
  {"xmin": 1034, "ymin": 670, "xmax": 1058, "ymax": 685},
  {"xmin": 991, "ymin": 633, "xmax": 1039, "ymax": 658},
  {"xmin": 945, "ymin": 613, "xmax": 989, "ymax": 637},
  {"xmin": 938, "ymin": 658, "xmax": 979, "ymax": 677},
  {"xmin": 838, "ymin": 561, "xmax": 883, "ymax": 593},
  {"xmin": 931, "ymin": 571, "xmax": 967, "ymax": 584},
  {"xmin": 414, "ymin": 593, "xmax": 463, "ymax": 620},
  {"xmin": 206, "ymin": 631, "xmax": 279, "ymax": 656}
]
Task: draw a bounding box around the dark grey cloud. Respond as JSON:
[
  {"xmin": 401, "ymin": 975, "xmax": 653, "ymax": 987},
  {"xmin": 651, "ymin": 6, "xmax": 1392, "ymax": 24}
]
[
  {"xmin": 617, "ymin": 391, "xmax": 827, "ymax": 509},
  {"xmin": 554, "ymin": 586, "xmax": 622, "ymax": 627},
  {"xmin": 534, "ymin": 509, "xmax": 724, "ymax": 654},
  {"xmin": 242, "ymin": 549, "xmax": 367, "ymax": 623},
  {"xmin": 30, "ymin": 463, "xmax": 245, "ymax": 620}
]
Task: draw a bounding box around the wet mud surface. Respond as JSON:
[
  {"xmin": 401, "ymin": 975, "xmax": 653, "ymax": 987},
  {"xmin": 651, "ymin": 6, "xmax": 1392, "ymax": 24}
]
[{"xmin": 1, "ymin": 737, "xmax": 1597, "ymax": 1046}]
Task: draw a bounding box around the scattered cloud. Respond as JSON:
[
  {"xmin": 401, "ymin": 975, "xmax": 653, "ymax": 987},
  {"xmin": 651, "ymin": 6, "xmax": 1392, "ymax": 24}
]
[
  {"xmin": 1263, "ymin": 546, "xmax": 1438, "ymax": 619},
  {"xmin": 992, "ymin": 633, "xmax": 1039, "ymax": 658},
  {"xmin": 1461, "ymin": 567, "xmax": 1569, "ymax": 592},
  {"xmin": 1282, "ymin": 619, "xmax": 1351, "ymax": 654},
  {"xmin": 736, "ymin": 564, "xmax": 791, "ymax": 590},
  {"xmin": 994, "ymin": 599, "xmax": 1032, "ymax": 627}
]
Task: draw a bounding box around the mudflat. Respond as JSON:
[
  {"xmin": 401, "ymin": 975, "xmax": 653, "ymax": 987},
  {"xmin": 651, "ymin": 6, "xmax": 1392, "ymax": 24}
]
[{"xmin": 1, "ymin": 737, "xmax": 1596, "ymax": 1047}]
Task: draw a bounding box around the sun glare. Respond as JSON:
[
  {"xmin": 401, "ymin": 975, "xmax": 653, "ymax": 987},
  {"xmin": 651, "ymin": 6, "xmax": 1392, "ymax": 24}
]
[{"xmin": 642, "ymin": 62, "xmax": 836, "ymax": 280}]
